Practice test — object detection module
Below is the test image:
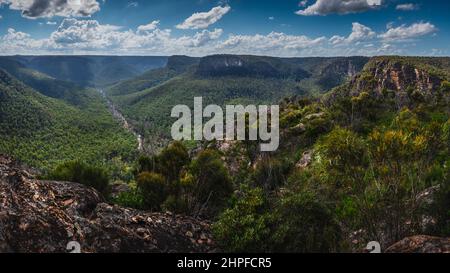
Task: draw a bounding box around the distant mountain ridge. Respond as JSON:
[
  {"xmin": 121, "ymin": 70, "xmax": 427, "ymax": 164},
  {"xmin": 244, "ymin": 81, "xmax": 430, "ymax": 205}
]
[{"xmin": 2, "ymin": 55, "xmax": 168, "ymax": 87}]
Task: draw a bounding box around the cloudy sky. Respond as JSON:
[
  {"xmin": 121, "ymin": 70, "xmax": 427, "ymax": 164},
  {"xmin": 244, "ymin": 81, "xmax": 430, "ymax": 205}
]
[{"xmin": 0, "ymin": 0, "xmax": 448, "ymax": 56}]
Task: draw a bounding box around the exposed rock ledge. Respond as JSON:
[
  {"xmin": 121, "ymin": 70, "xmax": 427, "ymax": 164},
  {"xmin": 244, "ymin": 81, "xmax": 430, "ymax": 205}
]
[
  {"xmin": 0, "ymin": 155, "xmax": 215, "ymax": 253},
  {"xmin": 386, "ymin": 236, "xmax": 450, "ymax": 253}
]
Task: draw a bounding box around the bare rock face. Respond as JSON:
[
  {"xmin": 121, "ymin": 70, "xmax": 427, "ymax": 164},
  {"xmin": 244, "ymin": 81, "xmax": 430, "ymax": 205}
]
[
  {"xmin": 323, "ymin": 57, "xmax": 450, "ymax": 109},
  {"xmin": 386, "ymin": 236, "xmax": 450, "ymax": 253},
  {"xmin": 351, "ymin": 59, "xmax": 442, "ymax": 95},
  {"xmin": 347, "ymin": 58, "xmax": 445, "ymax": 107},
  {"xmin": 0, "ymin": 155, "xmax": 215, "ymax": 253}
]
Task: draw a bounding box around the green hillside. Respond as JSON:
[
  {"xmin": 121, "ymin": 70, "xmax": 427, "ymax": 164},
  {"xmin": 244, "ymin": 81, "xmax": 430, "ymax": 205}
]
[
  {"xmin": 0, "ymin": 69, "xmax": 137, "ymax": 172},
  {"xmin": 107, "ymin": 55, "xmax": 200, "ymax": 97},
  {"xmin": 0, "ymin": 57, "xmax": 84, "ymax": 104}
]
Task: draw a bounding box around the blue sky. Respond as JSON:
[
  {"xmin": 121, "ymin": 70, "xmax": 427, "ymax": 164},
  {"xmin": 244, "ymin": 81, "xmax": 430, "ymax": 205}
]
[{"xmin": 0, "ymin": 0, "xmax": 448, "ymax": 56}]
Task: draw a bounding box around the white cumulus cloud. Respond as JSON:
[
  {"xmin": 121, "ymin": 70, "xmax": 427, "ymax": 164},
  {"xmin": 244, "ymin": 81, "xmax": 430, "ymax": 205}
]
[
  {"xmin": 396, "ymin": 3, "xmax": 419, "ymax": 11},
  {"xmin": 137, "ymin": 20, "xmax": 160, "ymax": 34},
  {"xmin": 379, "ymin": 22, "xmax": 437, "ymax": 42},
  {"xmin": 296, "ymin": 0, "xmax": 382, "ymax": 16},
  {"xmin": 219, "ymin": 32, "xmax": 326, "ymax": 55},
  {"xmin": 0, "ymin": 0, "xmax": 101, "ymax": 18},
  {"xmin": 330, "ymin": 22, "xmax": 376, "ymax": 45},
  {"xmin": 178, "ymin": 28, "xmax": 223, "ymax": 47},
  {"xmin": 176, "ymin": 5, "xmax": 230, "ymax": 30}
]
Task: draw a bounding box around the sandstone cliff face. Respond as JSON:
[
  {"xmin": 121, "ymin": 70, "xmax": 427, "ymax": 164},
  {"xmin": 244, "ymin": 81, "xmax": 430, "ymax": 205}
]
[
  {"xmin": 0, "ymin": 156, "xmax": 215, "ymax": 253},
  {"xmin": 323, "ymin": 57, "xmax": 450, "ymax": 108},
  {"xmin": 350, "ymin": 58, "xmax": 443, "ymax": 100}
]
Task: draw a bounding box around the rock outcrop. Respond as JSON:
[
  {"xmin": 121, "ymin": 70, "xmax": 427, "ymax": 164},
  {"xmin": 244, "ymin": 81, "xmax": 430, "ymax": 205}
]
[
  {"xmin": 351, "ymin": 58, "xmax": 443, "ymax": 95},
  {"xmin": 324, "ymin": 56, "xmax": 450, "ymax": 108},
  {"xmin": 386, "ymin": 236, "xmax": 450, "ymax": 253},
  {"xmin": 0, "ymin": 155, "xmax": 215, "ymax": 253}
]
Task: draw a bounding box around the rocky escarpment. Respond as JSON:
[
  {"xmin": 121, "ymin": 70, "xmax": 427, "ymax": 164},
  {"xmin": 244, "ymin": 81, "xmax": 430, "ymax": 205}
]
[
  {"xmin": 352, "ymin": 58, "xmax": 442, "ymax": 94},
  {"xmin": 0, "ymin": 155, "xmax": 215, "ymax": 253},
  {"xmin": 324, "ymin": 56, "xmax": 450, "ymax": 108}
]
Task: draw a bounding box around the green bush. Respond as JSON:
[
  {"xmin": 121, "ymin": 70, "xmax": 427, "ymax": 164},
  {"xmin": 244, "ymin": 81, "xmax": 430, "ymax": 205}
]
[
  {"xmin": 162, "ymin": 194, "xmax": 189, "ymax": 214},
  {"xmin": 158, "ymin": 141, "xmax": 190, "ymax": 182},
  {"xmin": 213, "ymin": 186, "xmax": 272, "ymax": 252},
  {"xmin": 137, "ymin": 172, "xmax": 167, "ymax": 210},
  {"xmin": 47, "ymin": 161, "xmax": 110, "ymax": 196},
  {"xmin": 440, "ymin": 81, "xmax": 450, "ymax": 93},
  {"xmin": 316, "ymin": 127, "xmax": 368, "ymax": 192},
  {"xmin": 425, "ymin": 168, "xmax": 450, "ymax": 237},
  {"xmin": 253, "ymin": 157, "xmax": 287, "ymax": 191},
  {"xmin": 113, "ymin": 189, "xmax": 144, "ymax": 210},
  {"xmin": 136, "ymin": 155, "xmax": 159, "ymax": 174},
  {"xmin": 271, "ymin": 192, "xmax": 342, "ymax": 253},
  {"xmin": 185, "ymin": 149, "xmax": 233, "ymax": 216}
]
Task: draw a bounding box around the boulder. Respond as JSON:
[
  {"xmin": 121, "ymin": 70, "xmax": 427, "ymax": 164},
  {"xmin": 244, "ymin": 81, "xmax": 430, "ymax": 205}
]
[{"xmin": 296, "ymin": 150, "xmax": 313, "ymax": 169}]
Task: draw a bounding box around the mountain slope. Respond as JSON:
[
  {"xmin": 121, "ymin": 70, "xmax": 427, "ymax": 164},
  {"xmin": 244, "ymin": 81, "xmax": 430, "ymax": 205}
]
[
  {"xmin": 0, "ymin": 57, "xmax": 83, "ymax": 104},
  {"xmin": 107, "ymin": 55, "xmax": 200, "ymax": 97},
  {"xmin": 0, "ymin": 69, "xmax": 137, "ymax": 171}
]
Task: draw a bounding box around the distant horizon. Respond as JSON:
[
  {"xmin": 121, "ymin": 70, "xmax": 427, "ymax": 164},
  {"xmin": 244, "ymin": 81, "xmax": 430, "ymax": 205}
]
[{"xmin": 1, "ymin": 54, "xmax": 449, "ymax": 58}]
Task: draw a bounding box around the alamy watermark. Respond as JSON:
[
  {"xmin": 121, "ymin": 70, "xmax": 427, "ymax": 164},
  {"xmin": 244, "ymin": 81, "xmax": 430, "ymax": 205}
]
[{"xmin": 171, "ymin": 97, "xmax": 280, "ymax": 152}]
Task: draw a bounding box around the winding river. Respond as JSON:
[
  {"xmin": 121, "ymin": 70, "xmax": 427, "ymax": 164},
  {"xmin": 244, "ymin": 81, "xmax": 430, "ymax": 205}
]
[{"xmin": 97, "ymin": 89, "xmax": 144, "ymax": 152}]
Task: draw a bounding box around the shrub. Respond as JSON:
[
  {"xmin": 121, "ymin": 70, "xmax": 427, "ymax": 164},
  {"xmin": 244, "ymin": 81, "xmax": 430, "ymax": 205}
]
[
  {"xmin": 136, "ymin": 155, "xmax": 158, "ymax": 174},
  {"xmin": 272, "ymin": 192, "xmax": 342, "ymax": 253},
  {"xmin": 137, "ymin": 172, "xmax": 167, "ymax": 210},
  {"xmin": 113, "ymin": 189, "xmax": 144, "ymax": 210},
  {"xmin": 47, "ymin": 161, "xmax": 110, "ymax": 196},
  {"xmin": 316, "ymin": 127, "xmax": 368, "ymax": 192},
  {"xmin": 213, "ymin": 186, "xmax": 272, "ymax": 252},
  {"xmin": 158, "ymin": 141, "xmax": 190, "ymax": 182},
  {"xmin": 253, "ymin": 157, "xmax": 287, "ymax": 191},
  {"xmin": 440, "ymin": 81, "xmax": 450, "ymax": 93},
  {"xmin": 186, "ymin": 149, "xmax": 233, "ymax": 217},
  {"xmin": 162, "ymin": 194, "xmax": 189, "ymax": 214},
  {"xmin": 425, "ymin": 167, "xmax": 450, "ymax": 237}
]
